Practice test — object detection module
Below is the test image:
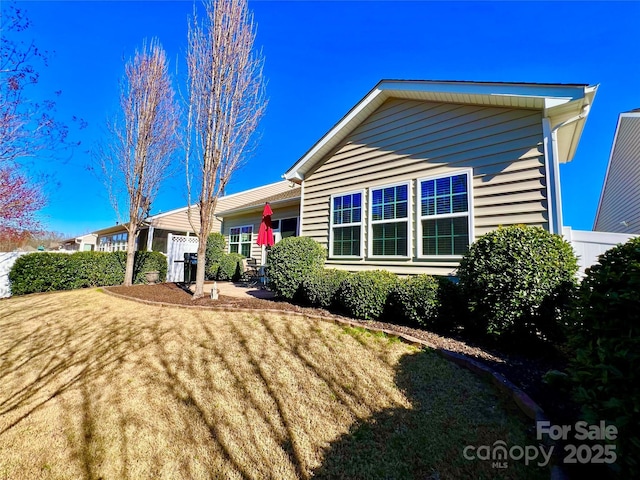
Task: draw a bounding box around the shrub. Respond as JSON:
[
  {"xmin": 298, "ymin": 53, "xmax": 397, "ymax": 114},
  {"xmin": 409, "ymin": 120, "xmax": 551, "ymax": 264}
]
[
  {"xmin": 210, "ymin": 252, "xmax": 244, "ymax": 281},
  {"xmin": 388, "ymin": 274, "xmax": 439, "ymax": 328},
  {"xmin": 8, "ymin": 251, "xmax": 167, "ymax": 295},
  {"xmin": 337, "ymin": 270, "xmax": 399, "ymax": 320},
  {"xmin": 205, "ymin": 232, "xmax": 227, "ymax": 280},
  {"xmin": 435, "ymin": 276, "xmax": 467, "ymax": 334},
  {"xmin": 567, "ymin": 237, "xmax": 640, "ymax": 478},
  {"xmin": 457, "ymin": 225, "xmax": 578, "ymax": 341},
  {"xmin": 266, "ymin": 237, "xmax": 326, "ymax": 300},
  {"xmin": 301, "ymin": 269, "xmax": 351, "ymax": 309}
]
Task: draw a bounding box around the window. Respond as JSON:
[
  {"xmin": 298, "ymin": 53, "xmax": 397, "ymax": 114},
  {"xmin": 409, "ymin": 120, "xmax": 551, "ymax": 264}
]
[
  {"xmin": 272, "ymin": 217, "xmax": 298, "ymax": 243},
  {"xmin": 330, "ymin": 191, "xmax": 363, "ymax": 257},
  {"xmin": 370, "ymin": 183, "xmax": 409, "ymax": 257},
  {"xmin": 419, "ymin": 172, "xmax": 471, "ymax": 256},
  {"xmin": 229, "ymin": 225, "xmax": 252, "ymax": 257}
]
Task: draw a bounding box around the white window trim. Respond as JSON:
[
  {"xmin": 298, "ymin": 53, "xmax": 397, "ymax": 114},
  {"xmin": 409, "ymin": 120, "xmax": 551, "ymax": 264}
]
[
  {"xmin": 368, "ymin": 181, "xmax": 411, "ymax": 259},
  {"xmin": 329, "ymin": 190, "xmax": 365, "ymax": 259},
  {"xmin": 416, "ymin": 169, "xmax": 474, "ymax": 259},
  {"xmin": 228, "ymin": 224, "xmax": 253, "ymax": 256}
]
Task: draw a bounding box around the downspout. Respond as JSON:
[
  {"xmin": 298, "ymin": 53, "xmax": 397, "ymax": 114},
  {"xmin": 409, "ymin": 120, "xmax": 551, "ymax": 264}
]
[{"xmin": 545, "ymin": 105, "xmax": 591, "ymax": 234}]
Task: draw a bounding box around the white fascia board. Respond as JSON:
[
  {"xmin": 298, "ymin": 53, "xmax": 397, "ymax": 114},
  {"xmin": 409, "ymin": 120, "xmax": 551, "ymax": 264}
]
[
  {"xmin": 284, "ymin": 87, "xmax": 386, "ymax": 181},
  {"xmin": 380, "ymin": 80, "xmax": 589, "ymax": 101}
]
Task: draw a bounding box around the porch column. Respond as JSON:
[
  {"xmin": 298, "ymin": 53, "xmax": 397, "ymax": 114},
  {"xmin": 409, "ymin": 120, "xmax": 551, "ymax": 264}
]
[{"xmin": 146, "ymin": 226, "xmax": 155, "ymax": 251}]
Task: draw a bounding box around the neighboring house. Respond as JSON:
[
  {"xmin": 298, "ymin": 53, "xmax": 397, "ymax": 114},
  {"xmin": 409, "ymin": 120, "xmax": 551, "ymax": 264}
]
[
  {"xmin": 594, "ymin": 109, "xmax": 640, "ymax": 234},
  {"xmin": 60, "ymin": 233, "xmax": 98, "ymax": 251},
  {"xmin": 278, "ymin": 79, "xmax": 597, "ymax": 276}
]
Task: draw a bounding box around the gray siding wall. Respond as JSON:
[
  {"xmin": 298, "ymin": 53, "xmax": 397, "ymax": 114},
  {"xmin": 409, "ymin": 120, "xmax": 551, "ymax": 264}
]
[
  {"xmin": 594, "ymin": 116, "xmax": 640, "ymax": 234},
  {"xmin": 302, "ymin": 98, "xmax": 547, "ymax": 276}
]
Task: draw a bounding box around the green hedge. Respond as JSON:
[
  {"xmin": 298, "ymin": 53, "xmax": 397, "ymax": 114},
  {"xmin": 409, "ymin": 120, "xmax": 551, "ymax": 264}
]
[
  {"xmin": 567, "ymin": 236, "xmax": 640, "ymax": 478},
  {"xmin": 9, "ymin": 251, "xmax": 167, "ymax": 295},
  {"xmin": 457, "ymin": 225, "xmax": 578, "ymax": 341},
  {"xmin": 388, "ymin": 274, "xmax": 439, "ymax": 328},
  {"xmin": 266, "ymin": 237, "xmax": 326, "ymax": 301},
  {"xmin": 337, "ymin": 270, "xmax": 399, "ymax": 320},
  {"xmin": 301, "ymin": 269, "xmax": 351, "ymax": 309}
]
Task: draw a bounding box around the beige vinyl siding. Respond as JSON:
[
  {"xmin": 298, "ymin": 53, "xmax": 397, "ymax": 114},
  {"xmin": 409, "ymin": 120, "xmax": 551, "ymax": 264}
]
[
  {"xmin": 302, "ymin": 98, "xmax": 547, "ymax": 276},
  {"xmin": 149, "ymin": 181, "xmax": 295, "ymax": 234},
  {"xmin": 595, "ymin": 116, "xmax": 640, "ymax": 233},
  {"xmin": 222, "ymin": 204, "xmax": 301, "ymax": 261}
]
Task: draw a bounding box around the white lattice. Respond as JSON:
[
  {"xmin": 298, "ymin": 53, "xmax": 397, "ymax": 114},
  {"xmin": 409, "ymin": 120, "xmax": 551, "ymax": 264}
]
[{"xmin": 167, "ymin": 235, "xmax": 200, "ymax": 282}]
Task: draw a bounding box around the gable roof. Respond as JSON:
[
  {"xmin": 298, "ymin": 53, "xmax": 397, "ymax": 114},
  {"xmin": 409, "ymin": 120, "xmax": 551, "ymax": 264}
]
[{"xmin": 283, "ymin": 79, "xmax": 598, "ymax": 182}]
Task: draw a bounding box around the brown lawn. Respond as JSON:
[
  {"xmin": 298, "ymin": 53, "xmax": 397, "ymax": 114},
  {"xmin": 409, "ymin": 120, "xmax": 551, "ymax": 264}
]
[{"xmin": 0, "ymin": 289, "xmax": 547, "ymax": 479}]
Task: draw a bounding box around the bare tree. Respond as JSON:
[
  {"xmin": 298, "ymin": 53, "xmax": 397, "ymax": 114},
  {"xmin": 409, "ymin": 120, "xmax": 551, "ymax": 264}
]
[
  {"xmin": 98, "ymin": 39, "xmax": 179, "ymax": 286},
  {"xmin": 185, "ymin": 0, "xmax": 267, "ymax": 298}
]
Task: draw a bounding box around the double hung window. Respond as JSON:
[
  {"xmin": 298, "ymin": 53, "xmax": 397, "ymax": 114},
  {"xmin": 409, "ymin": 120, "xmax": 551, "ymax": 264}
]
[
  {"xmin": 229, "ymin": 225, "xmax": 252, "ymax": 257},
  {"xmin": 330, "ymin": 192, "xmax": 362, "ymax": 257},
  {"xmin": 370, "ymin": 183, "xmax": 409, "ymax": 257},
  {"xmin": 419, "ymin": 172, "xmax": 471, "ymax": 256}
]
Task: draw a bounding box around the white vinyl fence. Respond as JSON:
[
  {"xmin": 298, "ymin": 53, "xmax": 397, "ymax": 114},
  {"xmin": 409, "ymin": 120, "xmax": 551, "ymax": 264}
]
[
  {"xmin": 0, "ymin": 252, "xmax": 29, "ymax": 298},
  {"xmin": 166, "ymin": 234, "xmax": 200, "ymax": 282},
  {"xmin": 563, "ymin": 227, "xmax": 637, "ymax": 277}
]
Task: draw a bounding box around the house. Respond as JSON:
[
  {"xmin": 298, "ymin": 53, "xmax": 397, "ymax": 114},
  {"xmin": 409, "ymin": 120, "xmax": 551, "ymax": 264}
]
[
  {"xmin": 594, "ymin": 109, "xmax": 640, "ymax": 234},
  {"xmin": 273, "ymin": 79, "xmax": 597, "ymax": 276},
  {"xmin": 60, "ymin": 233, "xmax": 98, "ymax": 251},
  {"xmin": 91, "ymin": 79, "xmax": 603, "ymax": 278}
]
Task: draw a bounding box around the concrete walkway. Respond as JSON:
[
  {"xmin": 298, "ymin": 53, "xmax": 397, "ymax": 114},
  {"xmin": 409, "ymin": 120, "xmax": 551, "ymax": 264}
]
[{"xmin": 189, "ymin": 281, "xmax": 275, "ymax": 300}]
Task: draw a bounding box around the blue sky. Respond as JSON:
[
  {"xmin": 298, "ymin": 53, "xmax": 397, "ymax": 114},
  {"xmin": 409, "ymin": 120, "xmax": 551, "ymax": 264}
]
[{"xmin": 11, "ymin": 0, "xmax": 640, "ymax": 236}]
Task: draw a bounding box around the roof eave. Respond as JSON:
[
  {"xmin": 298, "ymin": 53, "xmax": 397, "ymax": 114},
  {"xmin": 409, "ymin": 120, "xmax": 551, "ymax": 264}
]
[{"xmin": 216, "ymin": 197, "xmax": 301, "ymax": 218}]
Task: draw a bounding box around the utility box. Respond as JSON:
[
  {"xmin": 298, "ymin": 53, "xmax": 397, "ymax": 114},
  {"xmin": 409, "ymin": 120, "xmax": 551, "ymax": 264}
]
[{"xmin": 184, "ymin": 253, "xmax": 198, "ymax": 283}]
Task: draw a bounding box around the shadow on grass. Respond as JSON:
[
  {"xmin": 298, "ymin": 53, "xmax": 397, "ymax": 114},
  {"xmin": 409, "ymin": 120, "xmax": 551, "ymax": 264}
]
[
  {"xmin": 0, "ymin": 291, "xmax": 551, "ymax": 479},
  {"xmin": 311, "ymin": 342, "xmax": 550, "ymax": 480}
]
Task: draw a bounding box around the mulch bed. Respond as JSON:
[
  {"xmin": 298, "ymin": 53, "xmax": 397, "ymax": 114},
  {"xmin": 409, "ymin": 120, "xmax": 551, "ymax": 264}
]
[{"xmin": 105, "ymin": 282, "xmax": 580, "ymax": 425}]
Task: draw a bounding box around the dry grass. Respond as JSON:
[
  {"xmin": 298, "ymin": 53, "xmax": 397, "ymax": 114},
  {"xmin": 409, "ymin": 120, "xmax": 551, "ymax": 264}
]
[{"xmin": 0, "ymin": 290, "xmax": 546, "ymax": 479}]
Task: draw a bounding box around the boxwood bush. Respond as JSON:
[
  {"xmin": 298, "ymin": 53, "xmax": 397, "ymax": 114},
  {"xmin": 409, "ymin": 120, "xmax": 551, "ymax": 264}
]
[
  {"xmin": 205, "ymin": 232, "xmax": 227, "ymax": 280},
  {"xmin": 9, "ymin": 251, "xmax": 167, "ymax": 295},
  {"xmin": 388, "ymin": 274, "xmax": 439, "ymax": 328},
  {"xmin": 301, "ymin": 268, "xmax": 351, "ymax": 309},
  {"xmin": 266, "ymin": 237, "xmax": 326, "ymax": 300},
  {"xmin": 337, "ymin": 270, "xmax": 398, "ymax": 320},
  {"xmin": 209, "ymin": 252, "xmax": 244, "ymax": 281},
  {"xmin": 457, "ymin": 225, "xmax": 578, "ymax": 341},
  {"xmin": 567, "ymin": 236, "xmax": 640, "ymax": 478}
]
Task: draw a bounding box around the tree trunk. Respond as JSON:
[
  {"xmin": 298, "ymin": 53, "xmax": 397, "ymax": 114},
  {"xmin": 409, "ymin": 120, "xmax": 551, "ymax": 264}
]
[
  {"xmin": 192, "ymin": 231, "xmax": 208, "ymax": 298},
  {"xmin": 124, "ymin": 228, "xmax": 137, "ymax": 286}
]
